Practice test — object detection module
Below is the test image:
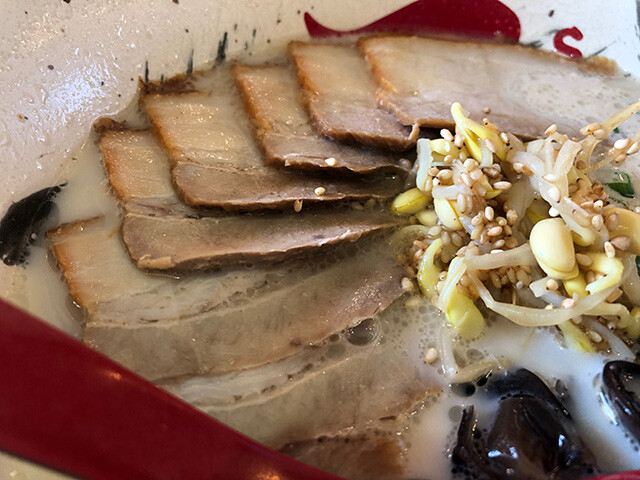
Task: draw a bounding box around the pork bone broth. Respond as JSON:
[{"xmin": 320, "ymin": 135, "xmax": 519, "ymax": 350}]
[{"xmin": 6, "ymin": 37, "xmax": 640, "ymax": 479}]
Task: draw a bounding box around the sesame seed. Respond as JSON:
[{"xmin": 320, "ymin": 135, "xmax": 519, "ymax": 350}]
[
  {"xmin": 463, "ymin": 158, "xmax": 477, "ymax": 171},
  {"xmin": 470, "ymin": 169, "xmax": 483, "ymax": 181},
  {"xmin": 324, "ymin": 157, "xmax": 337, "ymax": 166},
  {"xmin": 561, "ymin": 298, "xmax": 575, "ymax": 308},
  {"xmin": 443, "ymin": 154, "xmax": 454, "ymax": 164},
  {"xmin": 424, "ymin": 347, "xmax": 439, "ymax": 364},
  {"xmin": 591, "ymin": 214, "xmax": 604, "ymax": 230},
  {"xmin": 545, "ymin": 124, "xmax": 557, "ymax": 135},
  {"xmin": 549, "ymin": 207, "xmax": 560, "ymax": 217},
  {"xmin": 440, "ymin": 129, "xmax": 454, "ymax": 142},
  {"xmin": 610, "ymin": 235, "xmax": 632, "ymax": 250},
  {"xmin": 428, "ymin": 226, "xmax": 443, "ymax": 237},
  {"xmin": 587, "ymin": 330, "xmax": 602, "ymax": 343},
  {"xmin": 484, "ymin": 138, "xmax": 497, "ymax": 153},
  {"xmin": 594, "ymin": 128, "xmax": 608, "ymax": 140},
  {"xmin": 428, "ymin": 167, "xmax": 439, "ymax": 176},
  {"xmin": 605, "ymin": 213, "xmax": 619, "ymax": 231},
  {"xmin": 484, "ymin": 206, "xmax": 495, "ymax": 221},
  {"xmin": 454, "ymin": 134, "xmax": 465, "ymax": 149},
  {"xmin": 604, "ymin": 241, "xmax": 616, "ymax": 258},
  {"xmin": 542, "ymin": 173, "xmax": 558, "ymax": 182},
  {"xmin": 456, "ymin": 193, "xmax": 468, "ymax": 213},
  {"xmin": 521, "ymin": 165, "xmax": 534, "ymax": 176},
  {"xmin": 627, "ymin": 141, "xmax": 640, "ymax": 155},
  {"xmin": 586, "ymin": 123, "xmax": 602, "ymax": 133},
  {"xmin": 545, "ymin": 304, "xmax": 555, "ymax": 310},
  {"xmin": 471, "ymin": 226, "xmax": 483, "ymax": 240},
  {"xmin": 548, "ymin": 186, "xmax": 561, "ymax": 203},
  {"xmin": 401, "ymin": 277, "xmax": 415, "ymax": 292},
  {"xmin": 507, "ymin": 268, "xmax": 517, "ymax": 284},
  {"xmin": 471, "ymin": 214, "xmax": 484, "ymax": 226},
  {"xmin": 614, "ymin": 153, "xmax": 627, "ymax": 164},
  {"xmin": 497, "ymin": 217, "xmax": 507, "ymax": 227},
  {"xmin": 487, "ymin": 226, "xmax": 503, "ymax": 237},
  {"xmin": 492, "ymin": 181, "xmax": 512, "ymax": 191},
  {"xmin": 580, "ymin": 200, "xmax": 594, "ymax": 210},
  {"xmin": 614, "ymin": 138, "xmax": 631, "ymax": 151},
  {"xmin": 512, "ymin": 162, "xmax": 524, "ymax": 173},
  {"xmin": 484, "ymin": 167, "xmax": 500, "ymax": 178},
  {"xmin": 500, "ymin": 132, "xmax": 510, "ymax": 143},
  {"xmin": 437, "ymin": 169, "xmax": 453, "ymax": 182},
  {"xmin": 482, "ymin": 106, "xmax": 491, "ymax": 114},
  {"xmin": 314, "ymin": 186, "xmax": 326, "ymax": 196},
  {"xmin": 493, "ymin": 239, "xmax": 505, "ymax": 248},
  {"xmin": 506, "ymin": 209, "xmax": 518, "ymax": 225},
  {"xmin": 575, "ymin": 253, "xmax": 593, "ymax": 267},
  {"xmin": 546, "ymin": 279, "xmax": 559, "ymax": 291},
  {"xmin": 461, "ymin": 172, "xmax": 474, "ymax": 188},
  {"xmin": 593, "ymin": 200, "xmax": 604, "ymax": 211},
  {"xmin": 293, "ymin": 199, "xmax": 303, "ymax": 212},
  {"xmin": 490, "ymin": 271, "xmax": 501, "ymax": 289}
]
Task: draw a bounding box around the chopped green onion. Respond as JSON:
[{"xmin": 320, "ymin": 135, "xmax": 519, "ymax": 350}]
[{"xmin": 606, "ymin": 172, "xmax": 635, "ymax": 198}]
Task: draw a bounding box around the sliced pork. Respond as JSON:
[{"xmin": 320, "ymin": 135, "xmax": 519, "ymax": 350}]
[
  {"xmin": 123, "ymin": 209, "xmax": 401, "ymax": 270},
  {"xmin": 232, "ymin": 63, "xmax": 405, "ymax": 173},
  {"xmin": 359, "ymin": 36, "xmax": 621, "ymax": 138},
  {"xmin": 162, "ymin": 305, "xmax": 441, "ymax": 448},
  {"xmin": 100, "ymin": 128, "xmax": 402, "ymax": 270},
  {"xmin": 288, "ymin": 42, "xmax": 419, "ymax": 151},
  {"xmin": 48, "ymin": 218, "xmax": 405, "ymax": 381},
  {"xmin": 281, "ymin": 432, "xmax": 406, "ymax": 480},
  {"xmin": 142, "ymin": 68, "xmax": 404, "ymax": 209}
]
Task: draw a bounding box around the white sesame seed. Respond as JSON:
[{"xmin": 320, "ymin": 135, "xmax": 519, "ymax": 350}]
[
  {"xmin": 428, "ymin": 226, "xmax": 443, "ymax": 237},
  {"xmin": 610, "ymin": 235, "xmax": 632, "ymax": 251},
  {"xmin": 546, "ymin": 279, "xmax": 559, "ymax": 291},
  {"xmin": 484, "ymin": 138, "xmax": 497, "ymax": 153},
  {"xmin": 293, "ymin": 199, "xmax": 303, "ymax": 212},
  {"xmin": 614, "ymin": 138, "xmax": 631, "ymax": 151},
  {"xmin": 594, "ymin": 128, "xmax": 608, "ymax": 140},
  {"xmin": 471, "ymin": 214, "xmax": 484, "ymax": 226},
  {"xmin": 591, "ymin": 214, "xmax": 604, "ymax": 230},
  {"xmin": 484, "ymin": 206, "xmax": 495, "ymax": 221},
  {"xmin": 512, "ymin": 162, "xmax": 524, "ymax": 173},
  {"xmin": 605, "ymin": 213, "xmax": 619, "ymax": 231},
  {"xmin": 627, "ymin": 141, "xmax": 640, "ymax": 155},
  {"xmin": 545, "ymin": 304, "xmax": 555, "ymax": 310},
  {"xmin": 500, "ymin": 132, "xmax": 510, "ymax": 143},
  {"xmin": 456, "ymin": 193, "xmax": 468, "ymax": 213},
  {"xmin": 470, "ymin": 169, "xmax": 483, "ymax": 181},
  {"xmin": 492, "ymin": 181, "xmax": 512, "ymax": 191},
  {"xmin": 587, "ymin": 330, "xmax": 602, "ymax": 343},
  {"xmin": 324, "ymin": 157, "xmax": 337, "ymax": 166},
  {"xmin": 545, "ymin": 124, "xmax": 557, "ymax": 135},
  {"xmin": 548, "ymin": 186, "xmax": 561, "ymax": 203},
  {"xmin": 314, "ymin": 186, "xmax": 326, "ymax": 196},
  {"xmin": 604, "ymin": 241, "xmax": 616, "ymax": 258},
  {"xmin": 454, "ymin": 134, "xmax": 465, "ymax": 149},
  {"xmin": 575, "ymin": 253, "xmax": 593, "ymax": 267},
  {"xmin": 506, "ymin": 209, "xmax": 518, "ymax": 225},
  {"xmin": 542, "ymin": 174, "xmax": 558, "ymax": 182},
  {"xmin": 401, "ymin": 277, "xmax": 415, "ymax": 292},
  {"xmin": 461, "ymin": 172, "xmax": 474, "ymax": 188},
  {"xmin": 487, "ymin": 226, "xmax": 503, "ymax": 237},
  {"xmin": 440, "ymin": 129, "xmax": 454, "ymax": 142},
  {"xmin": 443, "ymin": 154, "xmax": 454, "ymax": 164},
  {"xmin": 561, "ymin": 298, "xmax": 575, "ymax": 308},
  {"xmin": 424, "ymin": 347, "xmax": 439, "ymax": 364},
  {"xmin": 482, "ymin": 106, "xmax": 492, "ymax": 114}
]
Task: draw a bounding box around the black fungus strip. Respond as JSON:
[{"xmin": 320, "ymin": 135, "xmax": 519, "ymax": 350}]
[
  {"xmin": 602, "ymin": 360, "xmax": 640, "ymax": 441},
  {"xmin": 0, "ymin": 185, "xmax": 63, "ymax": 266},
  {"xmin": 452, "ymin": 369, "xmax": 597, "ymax": 480}
]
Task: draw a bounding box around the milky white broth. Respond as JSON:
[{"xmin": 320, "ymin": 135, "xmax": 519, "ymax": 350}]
[{"xmin": 9, "ymin": 44, "xmax": 640, "ymax": 479}]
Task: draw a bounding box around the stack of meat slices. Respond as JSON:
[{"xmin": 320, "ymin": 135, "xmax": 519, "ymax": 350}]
[{"xmin": 48, "ymin": 36, "xmax": 623, "ymax": 477}]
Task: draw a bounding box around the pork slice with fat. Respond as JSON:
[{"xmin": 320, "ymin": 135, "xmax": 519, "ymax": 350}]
[
  {"xmin": 142, "ymin": 67, "xmax": 404, "ymax": 209},
  {"xmin": 359, "ymin": 36, "xmax": 624, "ymax": 138},
  {"xmin": 123, "ymin": 208, "xmax": 402, "ymax": 271},
  {"xmin": 232, "ymin": 63, "xmax": 406, "ymax": 173},
  {"xmin": 101, "ymin": 127, "xmax": 403, "ymax": 270},
  {"xmin": 49, "ymin": 218, "xmax": 405, "ymax": 381},
  {"xmin": 161, "ymin": 303, "xmax": 440, "ymax": 448},
  {"xmin": 288, "ymin": 42, "xmax": 418, "ymax": 151}
]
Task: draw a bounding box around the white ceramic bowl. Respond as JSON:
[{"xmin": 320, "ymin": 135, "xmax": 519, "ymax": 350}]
[{"xmin": 2, "ymin": 0, "xmax": 640, "ymax": 477}]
